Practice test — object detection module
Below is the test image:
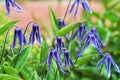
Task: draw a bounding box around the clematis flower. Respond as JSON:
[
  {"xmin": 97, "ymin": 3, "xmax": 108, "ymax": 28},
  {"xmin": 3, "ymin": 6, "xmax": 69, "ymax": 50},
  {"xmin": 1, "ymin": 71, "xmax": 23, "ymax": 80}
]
[
  {"xmin": 47, "ymin": 49, "xmax": 53, "ymax": 72},
  {"xmin": 69, "ymin": 0, "xmax": 92, "ymax": 18},
  {"xmin": 90, "ymin": 28, "xmax": 104, "ymax": 46},
  {"xmin": 11, "ymin": 27, "xmax": 26, "ymax": 52},
  {"xmin": 95, "ymin": 53, "xmax": 120, "ymax": 78},
  {"xmin": 56, "ymin": 36, "xmax": 64, "ymax": 56},
  {"xmin": 28, "ymin": 23, "xmax": 42, "ymax": 46},
  {"xmin": 70, "ymin": 23, "xmax": 87, "ymax": 43},
  {"xmin": 58, "ymin": 19, "xmax": 67, "ymax": 29},
  {"xmin": 58, "ymin": 19, "xmax": 69, "ymax": 40},
  {"xmin": 47, "ymin": 49, "xmax": 63, "ymax": 72},
  {"xmin": 5, "ymin": 0, "xmax": 23, "ymax": 15},
  {"xmin": 64, "ymin": 49, "xmax": 74, "ymax": 68},
  {"xmin": 77, "ymin": 32, "xmax": 103, "ymax": 57}
]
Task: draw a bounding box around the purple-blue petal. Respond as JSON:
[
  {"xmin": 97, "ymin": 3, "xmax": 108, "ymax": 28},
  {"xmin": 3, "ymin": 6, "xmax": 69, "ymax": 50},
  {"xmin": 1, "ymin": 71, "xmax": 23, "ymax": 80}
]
[
  {"xmin": 5, "ymin": 0, "xmax": 10, "ymax": 15},
  {"xmin": 11, "ymin": 27, "xmax": 17, "ymax": 52},
  {"xmin": 82, "ymin": 0, "xmax": 92, "ymax": 13},
  {"xmin": 77, "ymin": 33, "xmax": 90, "ymax": 57},
  {"xmin": 90, "ymin": 28, "xmax": 104, "ymax": 46},
  {"xmin": 69, "ymin": 0, "xmax": 76, "ymax": 14},
  {"xmin": 90, "ymin": 34, "xmax": 103, "ymax": 56},
  {"xmin": 47, "ymin": 50, "xmax": 53, "ymax": 72},
  {"xmin": 74, "ymin": 1, "xmax": 80, "ymax": 18},
  {"xmin": 35, "ymin": 31, "xmax": 42, "ymax": 45},
  {"xmin": 70, "ymin": 30, "xmax": 78, "ymax": 41},
  {"xmin": 106, "ymin": 56, "xmax": 111, "ymax": 78},
  {"xmin": 110, "ymin": 55, "xmax": 120, "ymax": 73},
  {"xmin": 78, "ymin": 24, "xmax": 87, "ymax": 43}
]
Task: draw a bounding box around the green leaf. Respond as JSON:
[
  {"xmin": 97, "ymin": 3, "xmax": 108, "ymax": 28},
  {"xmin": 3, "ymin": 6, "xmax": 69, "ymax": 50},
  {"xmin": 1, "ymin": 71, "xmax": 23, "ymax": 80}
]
[
  {"xmin": 20, "ymin": 67, "xmax": 32, "ymax": 80},
  {"xmin": 40, "ymin": 37, "xmax": 49, "ymax": 64},
  {"xmin": 0, "ymin": 74, "xmax": 21, "ymax": 80},
  {"xmin": 76, "ymin": 54, "xmax": 97, "ymax": 66},
  {"xmin": 46, "ymin": 61, "xmax": 57, "ymax": 80},
  {"xmin": 49, "ymin": 7, "xmax": 58, "ymax": 34},
  {"xmin": 0, "ymin": 20, "xmax": 19, "ymax": 35},
  {"xmin": 31, "ymin": 71, "xmax": 40, "ymax": 80},
  {"xmin": 68, "ymin": 41, "xmax": 76, "ymax": 60},
  {"xmin": 3, "ymin": 65, "xmax": 18, "ymax": 75},
  {"xmin": 11, "ymin": 45, "xmax": 32, "ymax": 71},
  {"xmin": 57, "ymin": 22, "xmax": 81, "ymax": 36}
]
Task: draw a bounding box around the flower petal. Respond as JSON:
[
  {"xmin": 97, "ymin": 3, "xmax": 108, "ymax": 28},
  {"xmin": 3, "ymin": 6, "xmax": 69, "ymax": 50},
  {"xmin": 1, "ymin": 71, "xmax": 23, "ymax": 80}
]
[
  {"xmin": 69, "ymin": 0, "xmax": 76, "ymax": 14},
  {"xmin": 110, "ymin": 55, "xmax": 120, "ymax": 73},
  {"xmin": 74, "ymin": 1, "xmax": 80, "ymax": 18},
  {"xmin": 5, "ymin": 0, "xmax": 10, "ymax": 15},
  {"xmin": 47, "ymin": 50, "xmax": 53, "ymax": 72},
  {"xmin": 82, "ymin": 0, "xmax": 92, "ymax": 13},
  {"xmin": 90, "ymin": 34, "xmax": 103, "ymax": 56},
  {"xmin": 90, "ymin": 28, "xmax": 104, "ymax": 46},
  {"xmin": 35, "ymin": 31, "xmax": 42, "ymax": 45},
  {"xmin": 77, "ymin": 33, "xmax": 90, "ymax": 57},
  {"xmin": 11, "ymin": 27, "xmax": 17, "ymax": 52},
  {"xmin": 106, "ymin": 56, "xmax": 111, "ymax": 78}
]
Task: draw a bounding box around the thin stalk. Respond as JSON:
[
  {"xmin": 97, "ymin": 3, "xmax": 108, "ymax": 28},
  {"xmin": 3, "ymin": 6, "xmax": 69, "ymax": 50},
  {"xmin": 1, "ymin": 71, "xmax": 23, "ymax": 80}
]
[
  {"xmin": 63, "ymin": 0, "xmax": 71, "ymax": 21},
  {"xmin": 24, "ymin": 21, "xmax": 36, "ymax": 35},
  {"xmin": 0, "ymin": 25, "xmax": 18, "ymax": 64}
]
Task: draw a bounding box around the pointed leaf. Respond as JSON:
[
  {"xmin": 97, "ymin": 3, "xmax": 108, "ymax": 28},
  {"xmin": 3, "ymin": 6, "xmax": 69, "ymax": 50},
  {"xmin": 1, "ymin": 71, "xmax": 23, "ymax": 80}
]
[
  {"xmin": 49, "ymin": 7, "xmax": 58, "ymax": 34},
  {"xmin": 20, "ymin": 67, "xmax": 32, "ymax": 80},
  {"xmin": 3, "ymin": 65, "xmax": 18, "ymax": 75},
  {"xmin": 11, "ymin": 45, "xmax": 32, "ymax": 71},
  {"xmin": 76, "ymin": 54, "xmax": 97, "ymax": 66},
  {"xmin": 0, "ymin": 74, "xmax": 21, "ymax": 80},
  {"xmin": 57, "ymin": 22, "xmax": 81, "ymax": 36},
  {"xmin": 31, "ymin": 71, "xmax": 40, "ymax": 80},
  {"xmin": 0, "ymin": 20, "xmax": 19, "ymax": 35}
]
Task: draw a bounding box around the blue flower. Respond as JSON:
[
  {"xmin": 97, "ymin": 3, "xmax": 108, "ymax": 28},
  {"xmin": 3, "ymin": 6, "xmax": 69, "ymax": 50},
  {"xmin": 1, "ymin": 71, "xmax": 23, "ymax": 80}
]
[
  {"xmin": 95, "ymin": 53, "xmax": 120, "ymax": 78},
  {"xmin": 58, "ymin": 19, "xmax": 69, "ymax": 40},
  {"xmin": 70, "ymin": 23, "xmax": 87, "ymax": 43},
  {"xmin": 90, "ymin": 28, "xmax": 104, "ymax": 46},
  {"xmin": 58, "ymin": 19, "xmax": 67, "ymax": 29},
  {"xmin": 77, "ymin": 31, "xmax": 103, "ymax": 57},
  {"xmin": 69, "ymin": 0, "xmax": 92, "ymax": 18},
  {"xmin": 47, "ymin": 49, "xmax": 63, "ymax": 72},
  {"xmin": 47, "ymin": 49, "xmax": 53, "ymax": 72},
  {"xmin": 5, "ymin": 0, "xmax": 23, "ymax": 15},
  {"xmin": 64, "ymin": 49, "xmax": 74, "ymax": 68},
  {"xmin": 56, "ymin": 36, "xmax": 65, "ymax": 56},
  {"xmin": 28, "ymin": 23, "xmax": 42, "ymax": 46},
  {"xmin": 11, "ymin": 27, "xmax": 26, "ymax": 52}
]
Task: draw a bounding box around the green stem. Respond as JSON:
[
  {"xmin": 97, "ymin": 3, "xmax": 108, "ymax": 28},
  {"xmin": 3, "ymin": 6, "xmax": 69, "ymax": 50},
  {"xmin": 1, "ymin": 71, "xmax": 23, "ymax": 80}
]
[
  {"xmin": 63, "ymin": 0, "xmax": 71, "ymax": 21},
  {"xmin": 0, "ymin": 25, "xmax": 18, "ymax": 64},
  {"xmin": 23, "ymin": 21, "xmax": 36, "ymax": 35}
]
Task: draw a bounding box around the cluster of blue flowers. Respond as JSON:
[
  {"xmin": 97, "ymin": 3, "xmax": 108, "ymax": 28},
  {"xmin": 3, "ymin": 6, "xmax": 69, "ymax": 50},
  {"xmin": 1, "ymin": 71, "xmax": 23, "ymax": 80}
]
[
  {"xmin": 11, "ymin": 23, "xmax": 42, "ymax": 53},
  {"xmin": 49, "ymin": 18, "xmax": 120, "ymax": 78},
  {"xmin": 3, "ymin": 0, "xmax": 120, "ymax": 79},
  {"xmin": 47, "ymin": 36, "xmax": 74, "ymax": 73}
]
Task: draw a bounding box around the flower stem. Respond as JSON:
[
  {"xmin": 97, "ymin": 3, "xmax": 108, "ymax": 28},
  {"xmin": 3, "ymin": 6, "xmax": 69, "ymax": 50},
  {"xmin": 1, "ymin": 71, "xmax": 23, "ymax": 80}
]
[
  {"xmin": 63, "ymin": 0, "xmax": 71, "ymax": 21},
  {"xmin": 0, "ymin": 25, "xmax": 18, "ymax": 64},
  {"xmin": 24, "ymin": 21, "xmax": 36, "ymax": 35}
]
